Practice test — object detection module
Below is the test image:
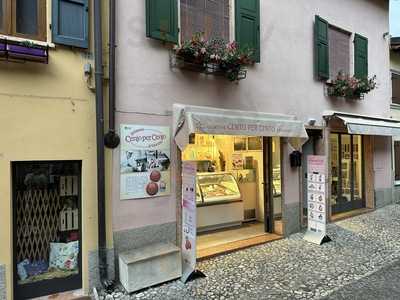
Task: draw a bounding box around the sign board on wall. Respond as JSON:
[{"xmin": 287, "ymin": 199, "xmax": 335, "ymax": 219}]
[
  {"xmin": 181, "ymin": 161, "xmax": 197, "ymax": 283},
  {"xmin": 304, "ymin": 155, "xmax": 331, "ymax": 245},
  {"xmin": 120, "ymin": 124, "xmax": 171, "ymax": 200}
]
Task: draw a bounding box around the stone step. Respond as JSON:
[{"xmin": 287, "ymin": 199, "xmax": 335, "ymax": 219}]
[{"xmin": 119, "ymin": 243, "xmax": 182, "ymax": 293}]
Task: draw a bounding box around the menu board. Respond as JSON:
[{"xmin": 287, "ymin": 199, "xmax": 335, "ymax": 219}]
[
  {"xmin": 120, "ymin": 124, "xmax": 171, "ymax": 200},
  {"xmin": 181, "ymin": 161, "xmax": 197, "ymax": 283},
  {"xmin": 304, "ymin": 155, "xmax": 331, "ymax": 245}
]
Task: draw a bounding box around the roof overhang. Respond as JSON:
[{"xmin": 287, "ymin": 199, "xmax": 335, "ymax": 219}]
[{"xmin": 323, "ymin": 111, "xmax": 400, "ymax": 136}]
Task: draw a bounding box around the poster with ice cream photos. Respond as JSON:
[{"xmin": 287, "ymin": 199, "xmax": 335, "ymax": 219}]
[{"xmin": 120, "ymin": 124, "xmax": 171, "ymax": 200}]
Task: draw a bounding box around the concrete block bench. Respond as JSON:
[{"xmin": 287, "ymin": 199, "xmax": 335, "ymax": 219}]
[{"xmin": 119, "ymin": 243, "xmax": 182, "ymax": 293}]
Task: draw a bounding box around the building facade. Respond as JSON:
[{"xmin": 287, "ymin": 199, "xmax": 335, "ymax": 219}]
[
  {"xmin": 0, "ymin": 0, "xmax": 396, "ymax": 298},
  {"xmin": 0, "ymin": 0, "xmax": 112, "ymax": 299},
  {"xmin": 110, "ymin": 0, "xmax": 394, "ymax": 289}
]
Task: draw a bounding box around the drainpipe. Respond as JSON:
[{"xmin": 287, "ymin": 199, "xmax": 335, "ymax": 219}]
[
  {"xmin": 94, "ymin": 0, "xmax": 108, "ymax": 286},
  {"xmin": 104, "ymin": 0, "xmax": 120, "ymax": 149}
]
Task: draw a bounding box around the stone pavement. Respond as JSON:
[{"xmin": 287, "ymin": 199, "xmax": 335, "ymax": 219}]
[
  {"xmin": 100, "ymin": 204, "xmax": 400, "ymax": 300},
  {"xmin": 323, "ymin": 258, "xmax": 400, "ymax": 300}
]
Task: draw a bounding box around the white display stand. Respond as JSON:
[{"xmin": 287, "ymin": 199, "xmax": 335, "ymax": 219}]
[
  {"xmin": 181, "ymin": 161, "xmax": 205, "ymax": 283},
  {"xmin": 304, "ymin": 155, "xmax": 331, "ymax": 245}
]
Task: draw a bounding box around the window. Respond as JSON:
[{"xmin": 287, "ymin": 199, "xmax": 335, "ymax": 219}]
[
  {"xmin": 392, "ymin": 72, "xmax": 400, "ymax": 105},
  {"xmin": 328, "ymin": 26, "xmax": 350, "ymax": 79},
  {"xmin": 180, "ymin": 0, "xmax": 230, "ymax": 41},
  {"xmin": 394, "ymin": 141, "xmax": 400, "ymax": 183},
  {"xmin": 315, "ymin": 16, "xmax": 368, "ymax": 80},
  {"xmin": 0, "ymin": 0, "xmax": 46, "ymax": 41}
]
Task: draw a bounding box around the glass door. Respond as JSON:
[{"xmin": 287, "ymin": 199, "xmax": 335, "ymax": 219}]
[{"xmin": 330, "ymin": 134, "xmax": 365, "ymax": 214}]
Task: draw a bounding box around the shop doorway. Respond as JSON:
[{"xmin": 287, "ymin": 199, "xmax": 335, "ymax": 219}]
[
  {"xmin": 330, "ymin": 134, "xmax": 365, "ymax": 215},
  {"xmin": 182, "ymin": 134, "xmax": 282, "ymax": 258},
  {"xmin": 12, "ymin": 161, "xmax": 82, "ymax": 300}
]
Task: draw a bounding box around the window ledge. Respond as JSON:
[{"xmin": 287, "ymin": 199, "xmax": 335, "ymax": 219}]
[{"xmin": 0, "ymin": 34, "xmax": 55, "ymax": 48}]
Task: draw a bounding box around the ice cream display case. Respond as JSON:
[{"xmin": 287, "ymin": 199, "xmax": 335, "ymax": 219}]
[
  {"xmin": 196, "ymin": 172, "xmax": 241, "ymax": 205},
  {"xmin": 196, "ymin": 172, "xmax": 243, "ymax": 232}
]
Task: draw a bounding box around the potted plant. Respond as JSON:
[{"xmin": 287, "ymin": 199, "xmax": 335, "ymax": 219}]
[
  {"xmin": 172, "ymin": 33, "xmax": 254, "ymax": 81},
  {"xmin": 327, "ymin": 72, "xmax": 377, "ymax": 100}
]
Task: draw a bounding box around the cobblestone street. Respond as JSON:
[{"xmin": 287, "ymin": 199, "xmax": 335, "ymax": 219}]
[{"xmin": 103, "ymin": 204, "xmax": 400, "ymax": 300}]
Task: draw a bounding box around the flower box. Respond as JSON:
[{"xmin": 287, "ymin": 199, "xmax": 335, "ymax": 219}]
[
  {"xmin": 0, "ymin": 39, "xmax": 48, "ymax": 64},
  {"xmin": 0, "ymin": 42, "xmax": 6, "ymax": 57},
  {"xmin": 170, "ymin": 33, "xmax": 252, "ymax": 82},
  {"xmin": 326, "ymin": 72, "xmax": 377, "ymax": 100}
]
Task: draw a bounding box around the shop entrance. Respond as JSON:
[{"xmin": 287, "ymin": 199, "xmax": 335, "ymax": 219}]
[
  {"xmin": 12, "ymin": 161, "xmax": 82, "ymax": 300},
  {"xmin": 182, "ymin": 134, "xmax": 282, "ymax": 258},
  {"xmin": 330, "ymin": 134, "xmax": 365, "ymax": 215}
]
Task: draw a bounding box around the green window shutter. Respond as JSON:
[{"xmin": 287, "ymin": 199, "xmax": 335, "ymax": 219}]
[
  {"xmin": 146, "ymin": 0, "xmax": 178, "ymax": 44},
  {"xmin": 354, "ymin": 34, "xmax": 368, "ymax": 79},
  {"xmin": 52, "ymin": 0, "xmax": 89, "ymax": 48},
  {"xmin": 314, "ymin": 15, "xmax": 329, "ymax": 79},
  {"xmin": 235, "ymin": 0, "xmax": 260, "ymax": 63}
]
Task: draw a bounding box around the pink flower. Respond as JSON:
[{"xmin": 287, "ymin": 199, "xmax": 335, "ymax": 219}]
[{"xmin": 200, "ymin": 47, "xmax": 206, "ymax": 54}]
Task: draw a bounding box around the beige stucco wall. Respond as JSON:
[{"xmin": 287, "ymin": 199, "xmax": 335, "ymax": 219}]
[
  {"xmin": 113, "ymin": 0, "xmax": 391, "ymax": 233},
  {"xmin": 0, "ymin": 1, "xmax": 113, "ymax": 298}
]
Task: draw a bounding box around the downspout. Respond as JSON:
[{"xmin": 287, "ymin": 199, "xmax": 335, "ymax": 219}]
[
  {"xmin": 94, "ymin": 0, "xmax": 108, "ymax": 286},
  {"xmin": 104, "ymin": 0, "xmax": 120, "ymax": 149}
]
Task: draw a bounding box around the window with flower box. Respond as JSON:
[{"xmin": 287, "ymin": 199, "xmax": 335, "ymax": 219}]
[
  {"xmin": 315, "ymin": 16, "xmax": 369, "ymax": 81},
  {"xmin": 0, "ymin": 0, "xmax": 89, "ymax": 48},
  {"xmin": 315, "ymin": 16, "xmax": 375, "ymax": 99},
  {"xmin": 0, "ymin": 0, "xmax": 47, "ymax": 42},
  {"xmin": 146, "ymin": 0, "xmax": 260, "ymax": 63}
]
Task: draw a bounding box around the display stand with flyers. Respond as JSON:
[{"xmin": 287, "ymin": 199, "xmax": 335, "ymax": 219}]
[
  {"xmin": 304, "ymin": 155, "xmax": 332, "ymax": 245},
  {"xmin": 181, "ymin": 161, "xmax": 205, "ymax": 283}
]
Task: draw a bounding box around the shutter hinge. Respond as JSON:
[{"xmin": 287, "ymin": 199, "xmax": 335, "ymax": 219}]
[{"xmin": 49, "ymin": 24, "xmax": 52, "ymax": 31}]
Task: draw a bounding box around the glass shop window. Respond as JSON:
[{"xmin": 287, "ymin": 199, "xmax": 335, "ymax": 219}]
[{"xmin": 13, "ymin": 161, "xmax": 81, "ymax": 299}]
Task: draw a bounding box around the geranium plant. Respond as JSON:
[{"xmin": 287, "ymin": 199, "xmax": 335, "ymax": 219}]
[
  {"xmin": 327, "ymin": 72, "xmax": 377, "ymax": 99},
  {"xmin": 173, "ymin": 33, "xmax": 254, "ymax": 81}
]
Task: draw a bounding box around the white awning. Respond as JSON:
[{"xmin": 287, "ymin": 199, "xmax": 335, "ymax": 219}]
[
  {"xmin": 173, "ymin": 104, "xmax": 308, "ymax": 150},
  {"xmin": 323, "ymin": 111, "xmax": 400, "ymax": 136}
]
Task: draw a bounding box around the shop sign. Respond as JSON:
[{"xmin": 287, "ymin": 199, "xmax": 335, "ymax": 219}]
[
  {"xmin": 181, "ymin": 161, "xmax": 197, "ymax": 283},
  {"xmin": 304, "ymin": 155, "xmax": 331, "ymax": 245},
  {"xmin": 120, "ymin": 124, "xmax": 171, "ymax": 200}
]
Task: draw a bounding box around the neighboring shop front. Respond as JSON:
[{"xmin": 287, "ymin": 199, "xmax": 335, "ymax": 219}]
[
  {"xmin": 390, "ymin": 38, "xmax": 400, "ymax": 203},
  {"xmin": 324, "ymin": 112, "xmax": 400, "ymax": 220},
  {"xmin": 0, "ymin": 1, "xmax": 105, "ymax": 298}
]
